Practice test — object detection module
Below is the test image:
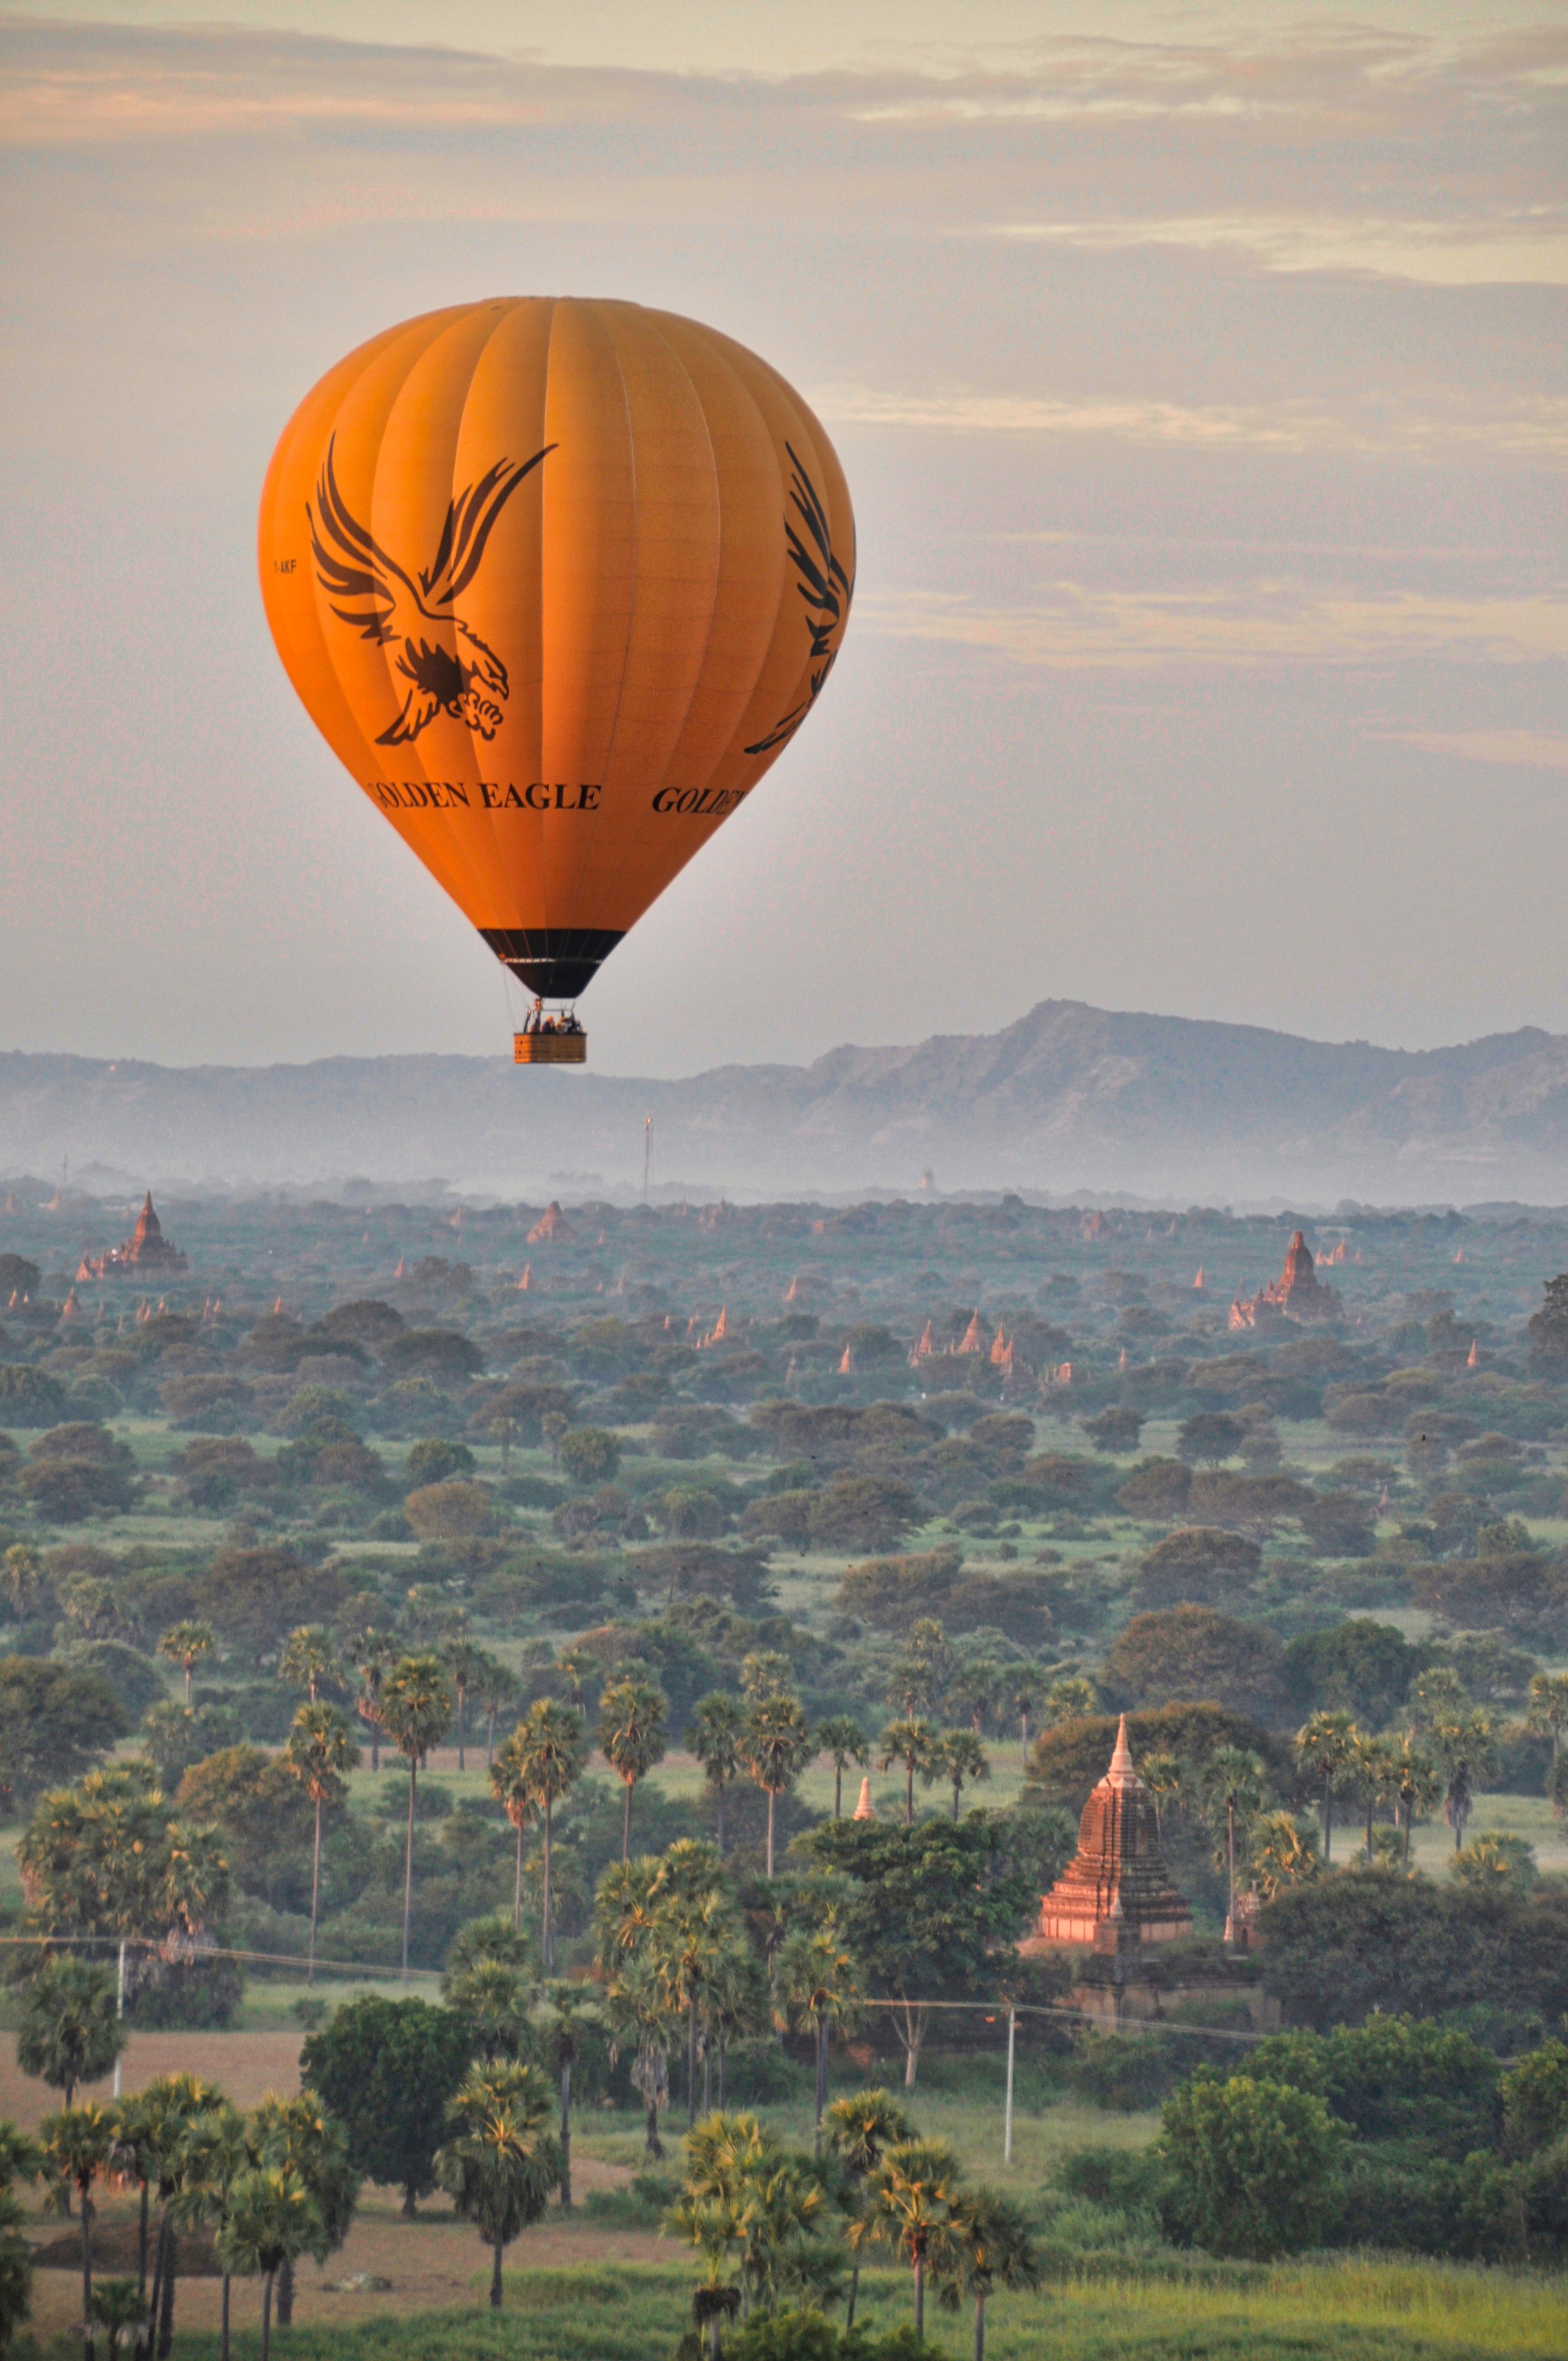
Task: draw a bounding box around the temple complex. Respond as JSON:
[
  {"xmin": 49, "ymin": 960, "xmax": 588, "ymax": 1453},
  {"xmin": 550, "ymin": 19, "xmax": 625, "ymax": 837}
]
[
  {"xmin": 76, "ymin": 1192, "xmax": 189, "ymax": 1280},
  {"xmin": 1229, "ymin": 1229, "xmax": 1341, "ymax": 1330},
  {"xmin": 1028, "ymin": 1716, "xmax": 1192, "ymax": 1954}
]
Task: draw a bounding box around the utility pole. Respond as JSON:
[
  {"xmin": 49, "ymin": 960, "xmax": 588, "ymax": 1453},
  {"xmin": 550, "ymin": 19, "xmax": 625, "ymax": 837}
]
[
  {"xmin": 642, "ymin": 1113, "xmax": 653, "ymax": 1203},
  {"xmin": 1003, "ymin": 2005, "xmax": 1016, "ymax": 2163}
]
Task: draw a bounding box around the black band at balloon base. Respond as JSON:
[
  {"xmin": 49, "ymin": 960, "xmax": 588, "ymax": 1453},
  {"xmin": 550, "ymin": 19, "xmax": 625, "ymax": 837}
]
[{"xmin": 481, "ymin": 927, "xmax": 624, "ymax": 999}]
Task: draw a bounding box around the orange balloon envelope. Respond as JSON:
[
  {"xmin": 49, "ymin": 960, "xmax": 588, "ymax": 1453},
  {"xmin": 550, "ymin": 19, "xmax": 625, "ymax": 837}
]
[{"xmin": 258, "ymin": 298, "xmax": 855, "ymax": 1027}]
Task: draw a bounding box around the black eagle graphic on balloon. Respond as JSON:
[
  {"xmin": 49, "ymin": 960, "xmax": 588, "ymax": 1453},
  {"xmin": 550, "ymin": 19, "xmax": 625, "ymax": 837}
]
[
  {"xmin": 744, "ymin": 443, "xmax": 854, "ymax": 758},
  {"xmin": 308, "ymin": 437, "xmax": 553, "ymax": 746}
]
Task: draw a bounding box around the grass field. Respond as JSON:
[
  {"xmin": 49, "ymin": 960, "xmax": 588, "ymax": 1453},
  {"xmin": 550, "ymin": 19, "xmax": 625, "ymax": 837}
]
[{"xmin": 8, "ymin": 2029, "xmax": 1568, "ymax": 2358}]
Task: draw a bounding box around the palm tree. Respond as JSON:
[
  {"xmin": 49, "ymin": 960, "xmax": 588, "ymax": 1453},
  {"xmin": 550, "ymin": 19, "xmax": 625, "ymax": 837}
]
[
  {"xmin": 949, "ymin": 1661, "xmax": 1001, "ymax": 1737},
  {"xmin": 598, "ymin": 1678, "xmax": 668, "ymax": 1863},
  {"xmin": 473, "ymin": 1653, "xmax": 518, "ymax": 1769},
  {"xmin": 135, "ymin": 2070, "xmax": 220, "ymax": 2360},
  {"xmin": 217, "ymin": 2165, "xmax": 325, "ymax": 2361},
  {"xmin": 281, "ymin": 1702, "xmax": 360, "ymax": 1984},
  {"xmin": 1296, "ymin": 1709, "xmax": 1358, "ymax": 1862},
  {"xmin": 928, "ymin": 1729, "xmax": 991, "ymax": 1820},
  {"xmin": 156, "ymin": 1621, "xmax": 214, "ymax": 1704},
  {"xmin": 1045, "ymin": 1674, "xmax": 1098, "ymax": 1724},
  {"xmin": 1007, "ymin": 1666, "xmax": 1042, "ymax": 1772},
  {"xmin": 814, "ymin": 1716, "xmax": 868, "ymax": 1820},
  {"xmin": 741, "ymin": 1694, "xmax": 814, "ymax": 1876},
  {"xmin": 688, "ymin": 1694, "xmax": 746, "ymax": 1849},
  {"xmin": 826, "ymin": 2087, "xmax": 916, "ymax": 2329},
  {"xmin": 1349, "ymin": 1731, "xmax": 1398, "ymax": 1865},
  {"xmin": 1526, "ymin": 1669, "xmax": 1568, "ymax": 1765},
  {"xmin": 540, "ymin": 1981, "xmax": 598, "ymax": 2211},
  {"xmin": 86, "ymin": 2280, "xmax": 145, "ymax": 2357},
  {"xmin": 676, "ymin": 2110, "xmax": 827, "ymax": 2321},
  {"xmin": 878, "ymin": 1718, "xmax": 936, "ymax": 1829},
  {"xmin": 776, "ymin": 1914, "xmax": 864, "ymax": 2139},
  {"xmin": 651, "ymin": 1887, "xmax": 737, "ymax": 2130},
  {"xmin": 857, "ymin": 2136, "xmax": 965, "ymax": 2339},
  {"xmin": 1139, "ymin": 1751, "xmax": 1185, "ymax": 1840},
  {"xmin": 379, "ymin": 1651, "xmax": 455, "ymax": 1975},
  {"xmin": 490, "ymin": 1730, "xmax": 539, "ymax": 1932},
  {"xmin": 1197, "ymin": 1747, "xmax": 1267, "ymax": 1940},
  {"xmin": 1392, "ymin": 1735, "xmax": 1440, "ymax": 1870},
  {"xmin": 605, "ymin": 1951, "xmax": 683, "ymax": 2159},
  {"xmin": 1250, "ymin": 1810, "xmax": 1321, "ymax": 1900},
  {"xmin": 37, "ymin": 2100, "xmax": 120, "ymax": 2361},
  {"xmin": 508, "ymin": 1698, "xmax": 588, "ymax": 1970},
  {"xmin": 248, "ymin": 2090, "xmax": 360, "ymax": 2329},
  {"xmin": 1432, "ymin": 1709, "xmax": 1497, "ymax": 1853},
  {"xmin": 349, "ymin": 1627, "xmax": 396, "ymax": 1771},
  {"xmin": 442, "ymin": 1635, "xmax": 484, "ymax": 1772},
  {"xmin": 435, "ymin": 2060, "xmax": 562, "ymax": 2309},
  {"xmin": 17, "ymin": 1956, "xmax": 126, "ymax": 2108},
  {"xmin": 109, "ymin": 2094, "xmax": 158, "ymax": 2309},
  {"xmin": 168, "ymin": 2103, "xmax": 248, "ymax": 2361},
  {"xmin": 933, "ymin": 2186, "xmax": 1040, "ymax": 2361},
  {"xmin": 277, "ymin": 1625, "xmax": 340, "ymax": 1705}
]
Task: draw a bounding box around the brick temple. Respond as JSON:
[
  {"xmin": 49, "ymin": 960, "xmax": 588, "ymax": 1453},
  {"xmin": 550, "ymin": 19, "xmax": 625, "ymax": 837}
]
[
  {"xmin": 1229, "ymin": 1228, "xmax": 1341, "ymax": 1331},
  {"xmin": 77, "ymin": 1192, "xmax": 189, "ymax": 1281},
  {"xmin": 1028, "ymin": 1716, "xmax": 1192, "ymax": 1954}
]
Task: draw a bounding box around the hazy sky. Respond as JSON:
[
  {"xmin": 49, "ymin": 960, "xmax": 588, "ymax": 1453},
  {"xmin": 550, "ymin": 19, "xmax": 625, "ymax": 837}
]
[{"xmin": 2, "ymin": 1, "xmax": 1564, "ymax": 1075}]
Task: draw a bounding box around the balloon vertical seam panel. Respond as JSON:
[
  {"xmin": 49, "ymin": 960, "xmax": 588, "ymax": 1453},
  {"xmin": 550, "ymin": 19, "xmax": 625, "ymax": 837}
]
[{"xmin": 258, "ymin": 298, "xmax": 854, "ymax": 1013}]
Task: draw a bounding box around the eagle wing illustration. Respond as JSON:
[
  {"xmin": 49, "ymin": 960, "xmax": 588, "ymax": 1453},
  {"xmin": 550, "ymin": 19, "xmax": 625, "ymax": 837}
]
[
  {"xmin": 308, "ymin": 438, "xmax": 553, "ymax": 747},
  {"xmin": 744, "ymin": 444, "xmax": 854, "ymax": 758}
]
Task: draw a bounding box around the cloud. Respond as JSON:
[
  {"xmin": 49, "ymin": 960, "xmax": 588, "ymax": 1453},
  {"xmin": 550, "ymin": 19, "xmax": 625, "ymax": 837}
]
[
  {"xmin": 810, "ymin": 384, "xmax": 1568, "ymax": 461},
  {"xmin": 1377, "ymin": 729, "xmax": 1568, "ymax": 772},
  {"xmin": 989, "ymin": 213, "xmax": 1568, "ymax": 288},
  {"xmin": 856, "ymin": 584, "xmax": 1568, "ymax": 672}
]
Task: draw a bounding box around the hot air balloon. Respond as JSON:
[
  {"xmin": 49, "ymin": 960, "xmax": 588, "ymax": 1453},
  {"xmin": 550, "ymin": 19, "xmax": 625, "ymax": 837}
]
[{"xmin": 258, "ymin": 299, "xmax": 855, "ymax": 1065}]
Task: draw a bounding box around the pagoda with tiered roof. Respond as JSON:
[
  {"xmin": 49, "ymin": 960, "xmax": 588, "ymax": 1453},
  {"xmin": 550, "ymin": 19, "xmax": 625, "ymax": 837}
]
[{"xmin": 1032, "ymin": 1716, "xmax": 1191, "ymax": 1953}]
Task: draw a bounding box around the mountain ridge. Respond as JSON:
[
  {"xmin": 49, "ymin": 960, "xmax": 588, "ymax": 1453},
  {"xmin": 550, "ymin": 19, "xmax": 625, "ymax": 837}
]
[{"xmin": 4, "ymin": 1000, "xmax": 1567, "ymax": 1205}]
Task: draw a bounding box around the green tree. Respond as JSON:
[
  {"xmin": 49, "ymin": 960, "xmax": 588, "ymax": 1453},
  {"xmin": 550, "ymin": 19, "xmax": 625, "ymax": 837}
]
[
  {"xmin": 37, "ymin": 2100, "xmax": 120, "ymax": 2361},
  {"xmin": 18, "ymin": 1764, "xmax": 228, "ymax": 1956},
  {"xmin": 138, "ymin": 2071, "xmax": 224, "ymax": 2359},
  {"xmin": 379, "ymin": 1651, "xmax": 454, "ymax": 1973},
  {"xmin": 217, "ymin": 2165, "xmax": 325, "ymax": 2361},
  {"xmin": 856, "ymin": 2136, "xmax": 965, "ymax": 2338},
  {"xmin": 472, "ymin": 1650, "xmax": 518, "ymax": 1769},
  {"xmin": 85, "ymin": 2277, "xmax": 145, "ymax": 2356},
  {"xmin": 507, "ymin": 1697, "xmax": 589, "ymax": 1970},
  {"xmin": 280, "ymin": 1702, "xmax": 360, "ymax": 1984},
  {"xmin": 0, "ymin": 2122, "xmax": 40, "ymax": 2355},
  {"xmin": 442, "ymin": 1913, "xmax": 536, "ymax": 2062},
  {"xmin": 0, "ymin": 1660, "xmax": 128, "ymax": 1817},
  {"xmin": 1453, "ymin": 1833, "xmax": 1537, "ymax": 1897},
  {"xmin": 926, "ymin": 1729, "xmax": 991, "ymax": 1821},
  {"xmin": 440, "ymin": 1634, "xmax": 485, "ymax": 1773},
  {"xmin": 1158, "ymin": 2074, "xmax": 1346, "ymax": 2258},
  {"xmin": 775, "ymin": 1913, "xmax": 864, "ymax": 2137},
  {"xmin": 805, "ymin": 1819, "xmax": 1031, "ymax": 2090},
  {"xmin": 877, "ymin": 1719, "xmax": 936, "ymax": 1831},
  {"xmin": 559, "ymin": 1426, "xmax": 620, "ymax": 1486},
  {"xmin": 1296, "ymin": 1709, "xmax": 1358, "ymax": 1863},
  {"xmin": 598, "ymin": 1677, "xmax": 668, "ymax": 1863},
  {"xmin": 435, "ymin": 2059, "xmax": 562, "ymax": 2308},
  {"xmin": 17, "ymin": 1956, "xmax": 126, "ymax": 2108},
  {"xmin": 933, "ymin": 2186, "xmax": 1040, "ymax": 2361},
  {"xmin": 1501, "ymin": 2039, "xmax": 1568, "ymax": 2158},
  {"xmin": 675, "ymin": 2111, "xmax": 831, "ymax": 2322},
  {"xmin": 301, "ymin": 1994, "xmax": 473, "ymax": 2216},
  {"xmin": 277, "ymin": 1625, "xmax": 341, "ymax": 1705},
  {"xmin": 814, "ymin": 1716, "xmax": 868, "ymax": 1821},
  {"xmin": 689, "ymin": 1693, "xmax": 747, "ymax": 1850},
  {"xmin": 156, "ymin": 1621, "xmax": 215, "ymax": 1705},
  {"xmin": 1139, "ymin": 1751, "xmax": 1186, "ymax": 1840},
  {"xmin": 1347, "ymin": 1731, "xmax": 1398, "ymax": 1865},
  {"xmin": 742, "ymin": 1694, "xmax": 814, "ymax": 1876}
]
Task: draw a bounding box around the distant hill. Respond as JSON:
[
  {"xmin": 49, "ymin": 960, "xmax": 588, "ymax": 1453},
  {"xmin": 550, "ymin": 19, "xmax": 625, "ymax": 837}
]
[{"xmin": 4, "ymin": 1001, "xmax": 1568, "ymax": 1205}]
